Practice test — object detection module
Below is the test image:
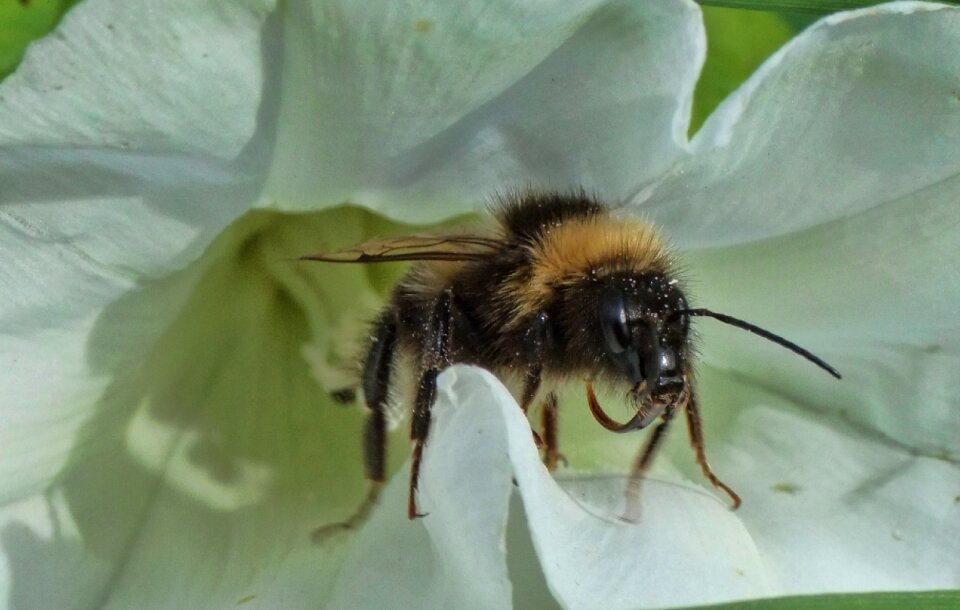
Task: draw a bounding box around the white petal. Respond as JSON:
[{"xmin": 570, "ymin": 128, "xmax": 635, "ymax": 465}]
[
  {"xmin": 0, "ymin": 3, "xmax": 282, "ymax": 602},
  {"xmin": 504, "ymin": 392, "xmax": 772, "ymax": 609},
  {"xmin": 329, "ymin": 366, "xmax": 514, "ymax": 609},
  {"xmin": 638, "ymin": 2, "xmax": 960, "ymax": 249},
  {"xmin": 0, "ymin": 0, "xmax": 275, "ymax": 159},
  {"xmin": 266, "ymin": 0, "xmax": 704, "ymax": 220},
  {"xmin": 686, "ymin": 170, "xmax": 960, "ymax": 459},
  {"xmin": 351, "ymin": 367, "xmax": 959, "ymax": 609},
  {"xmin": 0, "ymin": 192, "xmax": 247, "ymax": 604},
  {"xmin": 0, "ymin": 0, "xmax": 275, "ymax": 504},
  {"xmin": 0, "ymin": 177, "xmax": 247, "ymax": 504},
  {"xmin": 1, "ymin": 209, "xmax": 395, "ymax": 607},
  {"xmin": 334, "ymin": 367, "xmax": 769, "ymax": 609},
  {"xmin": 689, "ymin": 366, "xmax": 960, "ymax": 595},
  {"xmin": 0, "ymin": 465, "xmax": 345, "ymax": 609}
]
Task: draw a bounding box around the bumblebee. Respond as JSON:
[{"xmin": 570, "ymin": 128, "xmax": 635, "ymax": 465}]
[{"xmin": 305, "ymin": 191, "xmax": 840, "ymax": 527}]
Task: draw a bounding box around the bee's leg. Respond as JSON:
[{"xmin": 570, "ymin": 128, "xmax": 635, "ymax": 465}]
[
  {"xmin": 622, "ymin": 404, "xmax": 676, "ymax": 521},
  {"xmin": 520, "ymin": 368, "xmax": 541, "ymax": 416},
  {"xmin": 360, "ymin": 313, "xmax": 400, "ymax": 485},
  {"xmin": 407, "ymin": 372, "xmax": 437, "ymax": 520},
  {"xmin": 520, "ymin": 371, "xmax": 544, "ymax": 449},
  {"xmin": 408, "ymin": 289, "xmax": 455, "ymax": 520},
  {"xmin": 520, "ymin": 312, "xmax": 551, "ymax": 448},
  {"xmin": 539, "ymin": 391, "xmax": 566, "ymax": 472},
  {"xmin": 684, "ymin": 388, "xmax": 741, "ymax": 509},
  {"xmin": 313, "ymin": 313, "xmax": 398, "ymax": 542}
]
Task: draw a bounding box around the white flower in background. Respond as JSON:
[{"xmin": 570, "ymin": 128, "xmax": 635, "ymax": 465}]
[{"xmin": 0, "ymin": 0, "xmax": 958, "ymax": 609}]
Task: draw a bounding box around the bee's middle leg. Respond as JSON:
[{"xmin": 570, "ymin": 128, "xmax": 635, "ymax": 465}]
[
  {"xmin": 539, "ymin": 391, "xmax": 566, "ymax": 472},
  {"xmin": 520, "ymin": 369, "xmax": 545, "ymax": 449},
  {"xmin": 407, "ymin": 289, "xmax": 456, "ymax": 520},
  {"xmin": 520, "ymin": 311, "xmax": 553, "ymax": 450}
]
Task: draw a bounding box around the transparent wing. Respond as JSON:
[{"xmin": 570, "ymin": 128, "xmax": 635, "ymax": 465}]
[{"xmin": 300, "ymin": 233, "xmax": 505, "ymax": 263}]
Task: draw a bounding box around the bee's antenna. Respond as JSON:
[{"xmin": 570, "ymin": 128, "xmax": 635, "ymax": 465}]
[{"xmin": 677, "ymin": 308, "xmax": 842, "ymax": 380}]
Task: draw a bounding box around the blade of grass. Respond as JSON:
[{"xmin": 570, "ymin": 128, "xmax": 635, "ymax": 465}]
[
  {"xmin": 687, "ymin": 590, "xmax": 960, "ymax": 609},
  {"xmin": 696, "ymin": 0, "xmax": 959, "ymax": 15}
]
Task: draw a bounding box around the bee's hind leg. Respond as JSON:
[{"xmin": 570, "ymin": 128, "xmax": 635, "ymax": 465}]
[{"xmin": 313, "ymin": 312, "xmax": 398, "ymax": 542}]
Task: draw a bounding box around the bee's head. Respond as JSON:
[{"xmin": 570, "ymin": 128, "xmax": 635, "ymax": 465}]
[{"xmin": 594, "ymin": 272, "xmax": 689, "ymax": 399}]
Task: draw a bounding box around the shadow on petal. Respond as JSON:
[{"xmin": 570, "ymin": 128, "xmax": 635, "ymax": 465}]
[{"xmin": 0, "ymin": 208, "xmax": 425, "ymax": 607}]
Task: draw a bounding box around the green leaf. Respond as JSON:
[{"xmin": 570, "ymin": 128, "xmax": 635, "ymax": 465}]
[
  {"xmin": 692, "ymin": 7, "xmax": 794, "ymax": 134},
  {"xmin": 0, "ymin": 0, "xmax": 79, "ymax": 80},
  {"xmin": 686, "ymin": 590, "xmax": 960, "ymax": 609},
  {"xmin": 696, "ymin": 0, "xmax": 959, "ymax": 15}
]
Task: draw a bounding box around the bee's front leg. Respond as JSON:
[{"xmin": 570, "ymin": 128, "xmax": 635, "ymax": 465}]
[{"xmin": 683, "ymin": 387, "xmax": 741, "ymax": 510}]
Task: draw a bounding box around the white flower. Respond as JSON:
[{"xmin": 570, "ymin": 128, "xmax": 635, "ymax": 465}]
[{"xmin": 1, "ymin": 0, "xmax": 958, "ymax": 608}]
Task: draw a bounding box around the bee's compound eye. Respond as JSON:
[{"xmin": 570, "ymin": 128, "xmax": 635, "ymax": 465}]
[{"xmin": 599, "ymin": 287, "xmax": 630, "ymax": 354}]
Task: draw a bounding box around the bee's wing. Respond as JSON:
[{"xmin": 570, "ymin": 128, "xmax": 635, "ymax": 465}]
[{"xmin": 300, "ymin": 233, "xmax": 504, "ymax": 263}]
